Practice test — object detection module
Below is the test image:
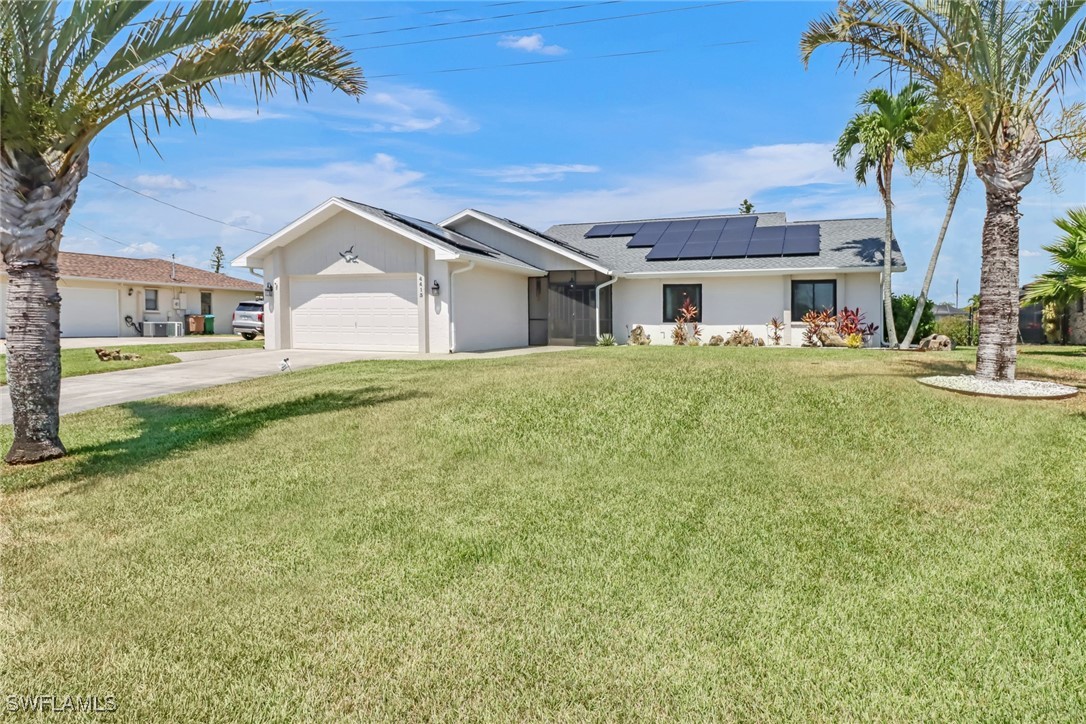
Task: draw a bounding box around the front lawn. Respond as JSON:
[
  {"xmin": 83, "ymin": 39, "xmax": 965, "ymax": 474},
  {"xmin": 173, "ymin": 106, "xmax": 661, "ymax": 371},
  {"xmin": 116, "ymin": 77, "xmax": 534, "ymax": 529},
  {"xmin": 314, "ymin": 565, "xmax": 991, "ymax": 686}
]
[
  {"xmin": 0, "ymin": 339, "xmax": 262, "ymax": 385},
  {"xmin": 2, "ymin": 348, "xmax": 1084, "ymax": 719}
]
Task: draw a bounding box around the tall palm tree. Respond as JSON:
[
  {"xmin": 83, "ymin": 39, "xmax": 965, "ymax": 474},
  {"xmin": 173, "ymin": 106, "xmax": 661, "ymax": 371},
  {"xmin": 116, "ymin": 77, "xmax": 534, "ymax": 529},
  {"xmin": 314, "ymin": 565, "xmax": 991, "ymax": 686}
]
[
  {"xmin": 1, "ymin": 1, "xmax": 364, "ymax": 464},
  {"xmin": 1024, "ymin": 208, "xmax": 1086, "ymax": 306},
  {"xmin": 802, "ymin": 0, "xmax": 1086, "ymax": 381},
  {"xmin": 833, "ymin": 82, "xmax": 927, "ymax": 347}
]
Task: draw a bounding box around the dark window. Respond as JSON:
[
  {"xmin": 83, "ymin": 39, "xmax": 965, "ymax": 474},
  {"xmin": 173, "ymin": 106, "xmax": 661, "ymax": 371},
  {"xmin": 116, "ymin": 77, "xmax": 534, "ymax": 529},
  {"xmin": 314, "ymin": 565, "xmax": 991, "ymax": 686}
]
[
  {"xmin": 145, "ymin": 288, "xmax": 159, "ymax": 311},
  {"xmin": 200, "ymin": 291, "xmax": 213, "ymax": 315},
  {"xmin": 663, "ymin": 284, "xmax": 702, "ymax": 322},
  {"xmin": 792, "ymin": 280, "xmax": 836, "ymax": 318}
]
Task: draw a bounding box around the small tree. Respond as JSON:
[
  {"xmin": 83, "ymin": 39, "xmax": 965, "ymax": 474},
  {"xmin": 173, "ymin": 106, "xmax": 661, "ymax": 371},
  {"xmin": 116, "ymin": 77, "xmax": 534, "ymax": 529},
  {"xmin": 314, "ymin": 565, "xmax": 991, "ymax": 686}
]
[
  {"xmin": 738, "ymin": 199, "xmax": 755, "ymax": 214},
  {"xmin": 210, "ymin": 245, "xmax": 225, "ymax": 274}
]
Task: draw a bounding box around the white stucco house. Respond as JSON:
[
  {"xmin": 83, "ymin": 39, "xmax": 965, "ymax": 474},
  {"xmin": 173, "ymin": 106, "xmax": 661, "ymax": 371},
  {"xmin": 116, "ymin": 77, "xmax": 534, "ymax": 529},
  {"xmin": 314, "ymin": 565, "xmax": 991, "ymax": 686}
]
[
  {"xmin": 0, "ymin": 252, "xmax": 261, "ymax": 339},
  {"xmin": 232, "ymin": 197, "xmax": 905, "ymax": 352}
]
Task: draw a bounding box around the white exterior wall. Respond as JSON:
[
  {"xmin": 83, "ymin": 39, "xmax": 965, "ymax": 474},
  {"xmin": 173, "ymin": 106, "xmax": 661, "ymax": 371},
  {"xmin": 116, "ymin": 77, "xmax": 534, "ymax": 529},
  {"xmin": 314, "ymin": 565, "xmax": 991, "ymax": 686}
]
[
  {"xmin": 448, "ymin": 218, "xmax": 591, "ymax": 271},
  {"xmin": 451, "ymin": 263, "xmax": 528, "ymax": 352},
  {"xmin": 427, "ymin": 256, "xmax": 452, "ymax": 353},
  {"xmin": 613, "ymin": 272, "xmax": 885, "ymax": 347},
  {"xmin": 0, "ymin": 276, "xmax": 256, "ymax": 339}
]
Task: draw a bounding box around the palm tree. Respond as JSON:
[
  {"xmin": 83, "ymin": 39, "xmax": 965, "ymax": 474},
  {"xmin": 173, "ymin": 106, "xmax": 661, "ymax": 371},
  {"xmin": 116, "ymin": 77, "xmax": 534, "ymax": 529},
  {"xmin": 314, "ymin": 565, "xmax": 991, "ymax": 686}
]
[
  {"xmin": 802, "ymin": 0, "xmax": 1086, "ymax": 381},
  {"xmin": 1, "ymin": 1, "xmax": 364, "ymax": 464},
  {"xmin": 1024, "ymin": 208, "xmax": 1086, "ymax": 307},
  {"xmin": 833, "ymin": 82, "xmax": 927, "ymax": 347},
  {"xmin": 899, "ymin": 94, "xmax": 971, "ymax": 348}
]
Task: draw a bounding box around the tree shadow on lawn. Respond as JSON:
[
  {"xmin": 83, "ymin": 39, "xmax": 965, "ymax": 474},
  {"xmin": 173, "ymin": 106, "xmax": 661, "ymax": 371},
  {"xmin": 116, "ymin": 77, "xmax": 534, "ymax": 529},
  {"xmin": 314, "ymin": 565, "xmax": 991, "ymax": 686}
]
[{"xmin": 24, "ymin": 386, "xmax": 425, "ymax": 493}]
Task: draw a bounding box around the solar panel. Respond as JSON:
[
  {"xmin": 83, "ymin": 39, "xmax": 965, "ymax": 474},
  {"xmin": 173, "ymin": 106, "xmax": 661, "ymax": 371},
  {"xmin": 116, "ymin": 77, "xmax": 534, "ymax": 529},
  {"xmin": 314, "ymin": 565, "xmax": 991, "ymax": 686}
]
[
  {"xmin": 782, "ymin": 225, "xmax": 821, "ymax": 256},
  {"xmin": 693, "ymin": 217, "xmax": 729, "ymax": 233},
  {"xmin": 645, "ymin": 243, "xmax": 684, "ymax": 261},
  {"xmin": 610, "ymin": 222, "xmax": 644, "ymax": 236},
  {"xmin": 677, "ymin": 226, "xmax": 726, "ymax": 259},
  {"xmin": 639, "ymin": 221, "xmax": 671, "ymax": 234},
  {"xmin": 745, "ymin": 226, "xmax": 786, "ymax": 257},
  {"xmin": 627, "ymin": 227, "xmax": 666, "ymax": 248},
  {"xmin": 710, "ymin": 218, "xmax": 756, "ymax": 258},
  {"xmin": 585, "ymin": 224, "xmax": 617, "ymax": 238},
  {"xmin": 383, "ymin": 210, "xmax": 497, "ymax": 256},
  {"xmin": 710, "ymin": 240, "xmax": 750, "ymax": 258},
  {"xmin": 664, "ymin": 219, "xmax": 698, "ymax": 233}
]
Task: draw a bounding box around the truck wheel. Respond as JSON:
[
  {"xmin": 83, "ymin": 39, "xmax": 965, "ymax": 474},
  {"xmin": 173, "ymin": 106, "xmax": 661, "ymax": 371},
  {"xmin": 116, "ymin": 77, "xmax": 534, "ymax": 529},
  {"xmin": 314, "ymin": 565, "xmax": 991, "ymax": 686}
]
[{"xmin": 241, "ymin": 332, "xmax": 257, "ymax": 341}]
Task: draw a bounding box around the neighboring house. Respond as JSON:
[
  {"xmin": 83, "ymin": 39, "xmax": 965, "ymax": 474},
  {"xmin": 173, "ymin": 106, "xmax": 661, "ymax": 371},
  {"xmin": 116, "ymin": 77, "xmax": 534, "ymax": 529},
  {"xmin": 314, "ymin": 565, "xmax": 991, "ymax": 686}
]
[
  {"xmin": 932, "ymin": 303, "xmax": 968, "ymax": 319},
  {"xmin": 1020, "ymin": 291, "xmax": 1086, "ymax": 345},
  {"xmin": 0, "ymin": 252, "xmax": 261, "ymax": 339},
  {"xmin": 232, "ymin": 197, "xmax": 905, "ymax": 352}
]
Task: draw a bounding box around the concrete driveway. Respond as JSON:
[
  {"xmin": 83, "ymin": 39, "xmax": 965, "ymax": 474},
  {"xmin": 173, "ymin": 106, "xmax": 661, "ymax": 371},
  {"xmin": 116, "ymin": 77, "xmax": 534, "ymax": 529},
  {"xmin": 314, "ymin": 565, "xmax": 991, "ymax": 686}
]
[{"xmin": 0, "ymin": 346, "xmax": 580, "ymax": 424}]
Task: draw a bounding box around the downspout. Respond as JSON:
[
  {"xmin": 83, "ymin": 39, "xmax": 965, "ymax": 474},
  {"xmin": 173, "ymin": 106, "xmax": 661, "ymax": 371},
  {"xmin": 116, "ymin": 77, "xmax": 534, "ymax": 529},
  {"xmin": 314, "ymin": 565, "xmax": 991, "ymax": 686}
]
[
  {"xmin": 595, "ymin": 274, "xmax": 617, "ymax": 339},
  {"xmin": 449, "ymin": 261, "xmax": 474, "ymax": 352}
]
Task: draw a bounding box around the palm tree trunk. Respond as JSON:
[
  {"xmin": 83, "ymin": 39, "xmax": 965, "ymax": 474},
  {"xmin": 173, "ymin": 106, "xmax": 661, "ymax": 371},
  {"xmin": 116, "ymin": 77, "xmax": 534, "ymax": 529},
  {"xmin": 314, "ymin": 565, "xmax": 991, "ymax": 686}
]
[
  {"xmin": 1, "ymin": 151, "xmax": 88, "ymax": 464},
  {"xmin": 974, "ymin": 179, "xmax": 1022, "ymax": 381},
  {"xmin": 881, "ymin": 161, "xmax": 898, "ymax": 347},
  {"xmin": 972, "ymin": 124, "xmax": 1042, "ymax": 382},
  {"xmin": 901, "ymin": 153, "xmax": 968, "ymax": 348}
]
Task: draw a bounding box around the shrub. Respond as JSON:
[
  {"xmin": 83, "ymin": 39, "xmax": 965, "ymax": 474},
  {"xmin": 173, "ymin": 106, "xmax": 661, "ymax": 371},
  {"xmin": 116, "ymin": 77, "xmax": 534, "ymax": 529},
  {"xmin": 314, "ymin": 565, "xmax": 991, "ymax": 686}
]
[
  {"xmin": 671, "ymin": 299, "xmax": 701, "ymax": 345},
  {"xmin": 707, "ymin": 334, "xmax": 725, "ymax": 346},
  {"xmin": 934, "ymin": 315, "xmax": 970, "ymax": 347},
  {"xmin": 596, "ymin": 334, "xmax": 616, "ymax": 346},
  {"xmin": 837, "ymin": 306, "xmax": 879, "ymax": 343},
  {"xmin": 767, "ymin": 317, "xmax": 784, "ymax": 346},
  {"xmin": 891, "ymin": 294, "xmax": 935, "ymax": 342},
  {"xmin": 723, "ymin": 327, "xmax": 761, "ymax": 347},
  {"xmin": 801, "ymin": 309, "xmax": 835, "ymax": 347},
  {"xmin": 1043, "ymin": 302, "xmax": 1062, "ymax": 343},
  {"xmin": 845, "ymin": 333, "xmax": 864, "ymax": 348}
]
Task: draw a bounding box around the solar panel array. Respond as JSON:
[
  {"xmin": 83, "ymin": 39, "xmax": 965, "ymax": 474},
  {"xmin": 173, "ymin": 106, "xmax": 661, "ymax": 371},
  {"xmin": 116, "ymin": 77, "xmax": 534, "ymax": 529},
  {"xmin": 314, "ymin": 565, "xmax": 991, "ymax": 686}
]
[
  {"xmin": 584, "ymin": 216, "xmax": 821, "ymax": 261},
  {"xmin": 380, "ymin": 209, "xmax": 498, "ymax": 257}
]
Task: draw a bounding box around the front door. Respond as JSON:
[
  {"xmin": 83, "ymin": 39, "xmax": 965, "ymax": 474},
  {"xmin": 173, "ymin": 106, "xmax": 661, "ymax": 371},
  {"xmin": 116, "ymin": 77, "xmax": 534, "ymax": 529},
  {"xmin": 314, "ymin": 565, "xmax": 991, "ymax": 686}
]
[{"xmin": 548, "ymin": 273, "xmax": 597, "ymax": 346}]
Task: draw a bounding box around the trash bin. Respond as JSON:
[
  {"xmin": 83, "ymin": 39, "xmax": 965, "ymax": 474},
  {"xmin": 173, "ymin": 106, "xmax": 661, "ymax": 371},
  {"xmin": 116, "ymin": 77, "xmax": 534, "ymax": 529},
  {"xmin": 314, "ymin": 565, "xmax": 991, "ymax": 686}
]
[
  {"xmin": 204, "ymin": 314, "xmax": 215, "ymax": 335},
  {"xmin": 186, "ymin": 314, "xmax": 205, "ymax": 334}
]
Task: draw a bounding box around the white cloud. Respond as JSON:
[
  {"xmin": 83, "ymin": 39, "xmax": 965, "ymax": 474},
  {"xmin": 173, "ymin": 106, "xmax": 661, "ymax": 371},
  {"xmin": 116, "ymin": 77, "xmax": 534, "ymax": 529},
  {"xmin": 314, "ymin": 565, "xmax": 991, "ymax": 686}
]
[
  {"xmin": 475, "ymin": 163, "xmax": 601, "ymax": 183},
  {"xmin": 203, "ymin": 105, "xmax": 290, "ymax": 122},
  {"xmin": 1021, "ymin": 249, "xmax": 1043, "ymax": 257},
  {"xmin": 498, "ymin": 33, "xmax": 567, "ymax": 55},
  {"xmin": 133, "ymin": 174, "xmax": 190, "ymax": 191},
  {"xmin": 336, "ymin": 85, "xmax": 478, "ymax": 134}
]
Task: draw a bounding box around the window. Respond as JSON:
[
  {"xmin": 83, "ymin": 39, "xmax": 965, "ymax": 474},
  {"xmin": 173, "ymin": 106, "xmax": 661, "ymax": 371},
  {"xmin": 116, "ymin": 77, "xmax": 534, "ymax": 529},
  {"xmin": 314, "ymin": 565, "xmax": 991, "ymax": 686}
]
[
  {"xmin": 145, "ymin": 288, "xmax": 159, "ymax": 312},
  {"xmin": 663, "ymin": 284, "xmax": 702, "ymax": 322},
  {"xmin": 201, "ymin": 291, "xmax": 213, "ymax": 315},
  {"xmin": 792, "ymin": 280, "xmax": 836, "ymax": 319}
]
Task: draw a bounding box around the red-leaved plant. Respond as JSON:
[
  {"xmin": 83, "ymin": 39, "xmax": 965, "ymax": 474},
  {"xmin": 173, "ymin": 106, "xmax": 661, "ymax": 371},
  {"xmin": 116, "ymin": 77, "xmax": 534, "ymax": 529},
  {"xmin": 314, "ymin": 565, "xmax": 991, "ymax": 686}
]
[
  {"xmin": 836, "ymin": 306, "xmax": 879, "ymax": 343},
  {"xmin": 672, "ymin": 299, "xmax": 702, "ymax": 345}
]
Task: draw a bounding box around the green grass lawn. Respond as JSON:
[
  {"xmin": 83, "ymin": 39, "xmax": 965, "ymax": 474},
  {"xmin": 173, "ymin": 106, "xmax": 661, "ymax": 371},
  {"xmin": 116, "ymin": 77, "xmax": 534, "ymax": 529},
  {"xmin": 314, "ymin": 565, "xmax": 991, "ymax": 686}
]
[
  {"xmin": 0, "ymin": 339, "xmax": 262, "ymax": 385},
  {"xmin": 2, "ymin": 347, "xmax": 1085, "ymax": 719}
]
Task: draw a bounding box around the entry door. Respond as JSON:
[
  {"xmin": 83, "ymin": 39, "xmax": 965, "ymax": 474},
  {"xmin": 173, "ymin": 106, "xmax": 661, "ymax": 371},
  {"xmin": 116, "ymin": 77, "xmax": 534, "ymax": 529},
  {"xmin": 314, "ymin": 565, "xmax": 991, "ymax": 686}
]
[{"xmin": 548, "ymin": 278, "xmax": 597, "ymax": 346}]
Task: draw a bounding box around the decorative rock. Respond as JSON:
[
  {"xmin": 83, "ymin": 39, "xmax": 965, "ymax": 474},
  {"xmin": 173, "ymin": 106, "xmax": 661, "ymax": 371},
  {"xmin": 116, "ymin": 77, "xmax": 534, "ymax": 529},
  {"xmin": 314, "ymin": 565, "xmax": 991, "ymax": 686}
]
[
  {"xmin": 918, "ymin": 334, "xmax": 954, "ymax": 351},
  {"xmin": 817, "ymin": 328, "xmax": 849, "ymax": 348},
  {"xmin": 918, "ymin": 375, "xmax": 1077, "ymax": 399},
  {"xmin": 753, "ymin": 337, "xmax": 765, "ymax": 347},
  {"xmin": 707, "ymin": 335, "xmax": 725, "ymax": 346},
  {"xmin": 95, "ymin": 348, "xmax": 141, "ymax": 362},
  {"xmin": 724, "ymin": 328, "xmax": 757, "ymax": 347},
  {"xmin": 628, "ymin": 325, "xmax": 652, "ymax": 346}
]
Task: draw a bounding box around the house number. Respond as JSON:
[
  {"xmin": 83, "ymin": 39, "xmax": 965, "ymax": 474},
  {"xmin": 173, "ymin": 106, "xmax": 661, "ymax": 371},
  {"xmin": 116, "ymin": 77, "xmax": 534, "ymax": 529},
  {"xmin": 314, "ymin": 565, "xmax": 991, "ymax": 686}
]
[{"xmin": 418, "ymin": 277, "xmax": 424, "ymax": 299}]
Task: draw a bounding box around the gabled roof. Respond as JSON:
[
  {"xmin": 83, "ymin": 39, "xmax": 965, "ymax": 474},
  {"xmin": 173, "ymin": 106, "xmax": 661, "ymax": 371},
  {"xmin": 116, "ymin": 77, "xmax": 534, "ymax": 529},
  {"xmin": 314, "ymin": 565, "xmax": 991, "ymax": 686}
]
[
  {"xmin": 0, "ymin": 251, "xmax": 261, "ymax": 291},
  {"xmin": 545, "ymin": 213, "xmax": 907, "ymax": 275},
  {"xmin": 440, "ymin": 208, "xmax": 611, "ymax": 274},
  {"xmin": 233, "ymin": 197, "xmax": 543, "ymax": 275}
]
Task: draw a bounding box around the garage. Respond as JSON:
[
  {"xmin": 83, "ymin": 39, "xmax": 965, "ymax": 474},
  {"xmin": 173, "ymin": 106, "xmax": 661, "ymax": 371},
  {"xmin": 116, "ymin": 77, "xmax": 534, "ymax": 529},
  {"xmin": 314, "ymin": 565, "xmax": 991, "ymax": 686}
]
[
  {"xmin": 289, "ymin": 276, "xmax": 419, "ymax": 351},
  {"xmin": 59, "ymin": 286, "xmax": 120, "ymax": 337}
]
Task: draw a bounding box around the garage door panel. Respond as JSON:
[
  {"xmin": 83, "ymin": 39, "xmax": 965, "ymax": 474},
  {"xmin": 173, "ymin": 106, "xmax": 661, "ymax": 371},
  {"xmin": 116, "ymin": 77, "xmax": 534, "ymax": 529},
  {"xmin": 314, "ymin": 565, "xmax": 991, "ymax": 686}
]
[{"xmin": 290, "ymin": 277, "xmax": 418, "ymax": 351}]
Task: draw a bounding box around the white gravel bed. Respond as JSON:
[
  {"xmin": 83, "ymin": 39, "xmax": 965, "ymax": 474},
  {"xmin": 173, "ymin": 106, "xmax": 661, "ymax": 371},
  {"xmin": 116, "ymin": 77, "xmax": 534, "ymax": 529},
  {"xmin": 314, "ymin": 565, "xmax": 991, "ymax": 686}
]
[{"xmin": 917, "ymin": 375, "xmax": 1079, "ymax": 399}]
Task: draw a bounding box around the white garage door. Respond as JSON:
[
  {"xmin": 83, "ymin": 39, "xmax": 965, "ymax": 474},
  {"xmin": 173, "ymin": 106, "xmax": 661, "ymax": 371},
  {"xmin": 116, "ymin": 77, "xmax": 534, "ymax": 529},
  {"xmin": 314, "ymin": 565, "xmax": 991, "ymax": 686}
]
[
  {"xmin": 60, "ymin": 286, "xmax": 120, "ymax": 337},
  {"xmin": 290, "ymin": 276, "xmax": 419, "ymax": 351}
]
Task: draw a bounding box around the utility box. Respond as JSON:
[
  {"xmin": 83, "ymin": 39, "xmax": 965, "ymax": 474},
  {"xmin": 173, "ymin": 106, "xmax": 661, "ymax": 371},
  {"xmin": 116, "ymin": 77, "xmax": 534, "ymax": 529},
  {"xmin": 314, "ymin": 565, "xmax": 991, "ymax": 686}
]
[{"xmin": 186, "ymin": 314, "xmax": 205, "ymax": 334}]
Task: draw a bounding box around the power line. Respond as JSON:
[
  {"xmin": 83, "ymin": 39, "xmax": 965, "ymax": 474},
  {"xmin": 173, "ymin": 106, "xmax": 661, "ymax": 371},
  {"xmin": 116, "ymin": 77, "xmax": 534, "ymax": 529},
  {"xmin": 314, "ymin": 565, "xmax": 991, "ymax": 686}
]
[
  {"xmin": 345, "ymin": 1, "xmax": 521, "ymax": 24},
  {"xmin": 88, "ymin": 171, "xmax": 270, "ymax": 235},
  {"xmin": 349, "ymin": 1, "xmax": 743, "ymax": 52},
  {"xmin": 368, "ymin": 39, "xmax": 752, "ymax": 79},
  {"xmin": 69, "ymin": 220, "xmax": 148, "ymax": 252},
  {"xmin": 340, "ymin": 1, "xmax": 622, "ymax": 39}
]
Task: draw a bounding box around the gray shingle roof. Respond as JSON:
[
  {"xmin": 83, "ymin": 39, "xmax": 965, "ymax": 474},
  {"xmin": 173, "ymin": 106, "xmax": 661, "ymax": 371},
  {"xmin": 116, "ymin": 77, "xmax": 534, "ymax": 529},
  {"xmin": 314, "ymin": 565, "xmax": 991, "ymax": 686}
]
[
  {"xmin": 338, "ymin": 198, "xmax": 543, "ymax": 273},
  {"xmin": 545, "ymin": 213, "xmax": 906, "ymax": 274}
]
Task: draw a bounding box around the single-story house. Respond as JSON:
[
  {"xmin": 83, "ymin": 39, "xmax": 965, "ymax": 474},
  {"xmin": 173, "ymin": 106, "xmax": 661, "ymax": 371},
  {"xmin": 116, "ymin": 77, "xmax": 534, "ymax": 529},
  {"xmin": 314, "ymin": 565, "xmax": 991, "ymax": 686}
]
[
  {"xmin": 232, "ymin": 197, "xmax": 905, "ymax": 352},
  {"xmin": 0, "ymin": 252, "xmax": 261, "ymax": 339}
]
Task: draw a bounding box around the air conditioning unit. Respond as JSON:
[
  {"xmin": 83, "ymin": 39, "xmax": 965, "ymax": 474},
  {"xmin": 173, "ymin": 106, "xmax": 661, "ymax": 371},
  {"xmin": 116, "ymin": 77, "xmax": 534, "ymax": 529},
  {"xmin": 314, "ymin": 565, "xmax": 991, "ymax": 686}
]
[
  {"xmin": 143, "ymin": 322, "xmax": 169, "ymax": 337},
  {"xmin": 165, "ymin": 321, "xmax": 183, "ymax": 337}
]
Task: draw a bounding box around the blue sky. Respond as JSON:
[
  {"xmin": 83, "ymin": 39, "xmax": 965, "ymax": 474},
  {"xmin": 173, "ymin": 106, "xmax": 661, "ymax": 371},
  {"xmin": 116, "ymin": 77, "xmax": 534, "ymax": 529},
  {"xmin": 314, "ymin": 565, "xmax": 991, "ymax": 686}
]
[{"xmin": 73, "ymin": 0, "xmax": 1086, "ymax": 305}]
